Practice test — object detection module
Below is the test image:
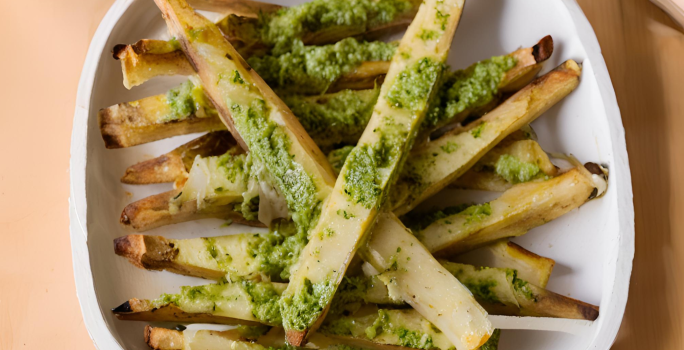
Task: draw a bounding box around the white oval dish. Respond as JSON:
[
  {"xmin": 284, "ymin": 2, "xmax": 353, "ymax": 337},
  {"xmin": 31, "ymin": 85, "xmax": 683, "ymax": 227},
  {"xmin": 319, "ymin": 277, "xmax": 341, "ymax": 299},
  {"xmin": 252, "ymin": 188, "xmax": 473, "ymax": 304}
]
[{"xmin": 70, "ymin": 0, "xmax": 635, "ymax": 349}]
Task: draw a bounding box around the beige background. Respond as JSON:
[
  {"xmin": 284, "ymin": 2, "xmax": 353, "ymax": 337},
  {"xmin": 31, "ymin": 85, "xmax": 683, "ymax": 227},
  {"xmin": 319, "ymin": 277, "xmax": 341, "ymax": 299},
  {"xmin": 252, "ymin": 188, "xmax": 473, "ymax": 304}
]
[{"xmin": 0, "ymin": 0, "xmax": 682, "ymax": 349}]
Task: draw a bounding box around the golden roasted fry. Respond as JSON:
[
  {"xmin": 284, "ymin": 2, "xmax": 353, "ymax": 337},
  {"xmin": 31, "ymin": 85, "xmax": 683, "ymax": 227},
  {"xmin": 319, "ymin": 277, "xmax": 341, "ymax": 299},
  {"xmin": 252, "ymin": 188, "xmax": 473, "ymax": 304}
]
[
  {"xmin": 119, "ymin": 61, "xmax": 582, "ymax": 234},
  {"xmin": 98, "ymin": 87, "xmax": 225, "ymax": 149},
  {"xmin": 112, "ymin": 298, "xmax": 263, "ymax": 325},
  {"xmin": 418, "ymin": 164, "xmax": 603, "ymax": 256},
  {"xmin": 452, "ymin": 239, "xmax": 555, "ymax": 288},
  {"xmin": 121, "ymin": 131, "xmax": 236, "ymax": 186},
  {"xmin": 113, "ymin": 39, "xmax": 194, "ymax": 89},
  {"xmin": 119, "ymin": 189, "xmax": 260, "ymax": 232},
  {"xmin": 392, "ymin": 60, "xmax": 582, "ymax": 215},
  {"xmin": 104, "ymin": 37, "xmax": 552, "ymax": 152},
  {"xmin": 278, "ymin": 0, "xmax": 472, "ymax": 343},
  {"xmin": 450, "ymin": 133, "xmax": 559, "ymax": 192}
]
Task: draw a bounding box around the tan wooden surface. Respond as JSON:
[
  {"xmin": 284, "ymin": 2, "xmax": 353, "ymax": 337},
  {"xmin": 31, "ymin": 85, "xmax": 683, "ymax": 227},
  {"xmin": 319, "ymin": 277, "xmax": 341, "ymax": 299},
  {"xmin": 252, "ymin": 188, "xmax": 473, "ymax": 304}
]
[{"xmin": 0, "ymin": 0, "xmax": 682, "ymax": 349}]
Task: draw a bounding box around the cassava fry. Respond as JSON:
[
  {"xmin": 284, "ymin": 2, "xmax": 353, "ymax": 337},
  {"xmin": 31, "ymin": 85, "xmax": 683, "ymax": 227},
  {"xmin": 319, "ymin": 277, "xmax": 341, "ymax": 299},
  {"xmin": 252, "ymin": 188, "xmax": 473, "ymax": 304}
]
[
  {"xmin": 121, "ymin": 131, "xmax": 236, "ymax": 186},
  {"xmin": 119, "ymin": 61, "xmax": 581, "ymax": 234},
  {"xmin": 391, "ymin": 60, "xmax": 582, "ymax": 215},
  {"xmin": 277, "ymin": 0, "xmax": 472, "ymax": 344},
  {"xmin": 416, "ymin": 164, "xmax": 606, "ymax": 256}
]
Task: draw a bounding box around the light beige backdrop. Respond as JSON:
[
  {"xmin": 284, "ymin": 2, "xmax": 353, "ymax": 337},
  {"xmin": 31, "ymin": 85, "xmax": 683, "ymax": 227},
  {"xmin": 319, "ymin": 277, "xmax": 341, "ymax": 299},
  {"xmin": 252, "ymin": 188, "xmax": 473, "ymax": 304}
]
[{"xmin": 0, "ymin": 0, "xmax": 681, "ymax": 349}]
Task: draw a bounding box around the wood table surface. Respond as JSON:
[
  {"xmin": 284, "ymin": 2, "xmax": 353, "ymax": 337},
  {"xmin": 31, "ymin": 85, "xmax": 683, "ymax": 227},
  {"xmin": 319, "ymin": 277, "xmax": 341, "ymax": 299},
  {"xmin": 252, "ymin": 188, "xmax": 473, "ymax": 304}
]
[{"xmin": 0, "ymin": 0, "xmax": 681, "ymax": 349}]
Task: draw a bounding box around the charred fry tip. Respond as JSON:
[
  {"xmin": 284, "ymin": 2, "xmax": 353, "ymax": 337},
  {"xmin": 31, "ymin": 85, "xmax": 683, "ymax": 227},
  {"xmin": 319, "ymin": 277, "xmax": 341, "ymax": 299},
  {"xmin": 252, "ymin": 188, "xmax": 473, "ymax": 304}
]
[
  {"xmin": 581, "ymin": 305, "xmax": 600, "ymax": 321},
  {"xmin": 286, "ymin": 329, "xmax": 307, "ymax": 347},
  {"xmin": 112, "ymin": 44, "xmax": 127, "ymax": 59},
  {"xmin": 583, "ymin": 162, "xmax": 602, "ymax": 176},
  {"xmin": 584, "ymin": 162, "xmax": 608, "ymax": 179},
  {"xmin": 144, "ymin": 325, "xmax": 153, "ymax": 345},
  {"xmin": 101, "ymin": 133, "xmax": 123, "ymax": 149},
  {"xmin": 120, "ymin": 211, "xmax": 131, "ymax": 225},
  {"xmin": 112, "ymin": 300, "xmax": 132, "ymax": 313},
  {"xmin": 532, "ymin": 35, "xmax": 554, "ymax": 63},
  {"xmin": 113, "ymin": 235, "xmax": 137, "ymax": 257}
]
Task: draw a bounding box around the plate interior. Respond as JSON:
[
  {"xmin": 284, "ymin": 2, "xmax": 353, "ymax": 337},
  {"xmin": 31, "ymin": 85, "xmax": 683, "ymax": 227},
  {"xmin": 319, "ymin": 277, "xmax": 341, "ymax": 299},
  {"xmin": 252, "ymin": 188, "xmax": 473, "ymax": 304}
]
[{"xmin": 82, "ymin": 0, "xmax": 621, "ymax": 348}]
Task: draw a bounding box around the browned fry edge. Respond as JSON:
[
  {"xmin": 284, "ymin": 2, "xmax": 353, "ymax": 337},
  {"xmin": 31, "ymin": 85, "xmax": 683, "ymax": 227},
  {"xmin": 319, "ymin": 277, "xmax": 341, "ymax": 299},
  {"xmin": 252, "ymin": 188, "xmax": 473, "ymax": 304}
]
[
  {"xmin": 113, "ymin": 298, "xmax": 263, "ymax": 325},
  {"xmin": 120, "ymin": 190, "xmax": 263, "ymax": 232}
]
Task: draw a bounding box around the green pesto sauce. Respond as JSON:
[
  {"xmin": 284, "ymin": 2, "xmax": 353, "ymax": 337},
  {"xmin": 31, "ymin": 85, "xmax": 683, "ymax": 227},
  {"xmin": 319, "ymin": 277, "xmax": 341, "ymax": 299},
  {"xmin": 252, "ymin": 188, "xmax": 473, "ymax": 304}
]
[
  {"xmin": 217, "ymin": 152, "xmax": 247, "ymax": 183},
  {"xmin": 481, "ymin": 329, "xmax": 501, "ymax": 350},
  {"xmin": 241, "ymin": 280, "xmax": 283, "ymax": 324},
  {"xmin": 328, "ymin": 276, "xmax": 370, "ymax": 317},
  {"xmin": 283, "ymin": 89, "xmax": 380, "ymax": 151},
  {"xmin": 365, "ymin": 310, "xmax": 434, "ymax": 350},
  {"xmin": 365, "ymin": 309, "xmax": 390, "ymax": 339},
  {"xmin": 394, "ymin": 327, "xmax": 435, "ymax": 350},
  {"xmin": 342, "ymin": 145, "xmax": 382, "ymax": 209},
  {"xmin": 248, "ymin": 38, "xmax": 396, "ymax": 94},
  {"xmin": 248, "ymin": 220, "xmax": 308, "ymax": 281},
  {"xmin": 168, "ymin": 37, "xmax": 182, "ymax": 51},
  {"xmin": 386, "ymin": 57, "xmax": 444, "ymax": 112},
  {"xmin": 342, "ymin": 116, "xmax": 408, "ymax": 208},
  {"xmin": 204, "ymin": 237, "xmax": 233, "ymax": 271},
  {"xmin": 258, "ymin": 0, "xmax": 413, "ymax": 54},
  {"xmin": 328, "ymin": 145, "xmax": 355, "ymax": 176},
  {"xmin": 470, "ymin": 122, "xmax": 486, "ymax": 138},
  {"xmin": 235, "ymin": 325, "xmax": 271, "ymax": 340},
  {"xmin": 461, "ymin": 202, "xmax": 492, "ymax": 225},
  {"xmin": 236, "ymin": 194, "xmax": 260, "ymax": 222},
  {"xmin": 164, "ymin": 80, "xmax": 214, "ymax": 122},
  {"xmin": 229, "ymin": 99, "xmax": 322, "ymax": 235},
  {"xmin": 321, "ymin": 316, "xmax": 355, "ymax": 336},
  {"xmin": 495, "ymin": 154, "xmax": 543, "ymax": 184},
  {"xmin": 151, "ymin": 280, "xmax": 283, "ymax": 325},
  {"xmin": 508, "ymin": 269, "xmax": 537, "ymax": 302},
  {"xmin": 440, "ymin": 141, "xmax": 459, "ymax": 154},
  {"xmin": 462, "ymin": 278, "xmax": 501, "ymax": 304},
  {"xmin": 279, "ymin": 278, "xmax": 336, "ymax": 331},
  {"xmin": 401, "ymin": 203, "xmax": 469, "ymax": 232},
  {"xmin": 425, "ymin": 55, "xmax": 517, "ymax": 127}
]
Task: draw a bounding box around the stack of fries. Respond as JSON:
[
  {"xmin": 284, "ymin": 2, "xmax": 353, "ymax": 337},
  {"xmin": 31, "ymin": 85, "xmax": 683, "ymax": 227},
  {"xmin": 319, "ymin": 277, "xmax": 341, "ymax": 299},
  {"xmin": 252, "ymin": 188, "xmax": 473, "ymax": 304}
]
[{"xmin": 101, "ymin": 0, "xmax": 609, "ymax": 349}]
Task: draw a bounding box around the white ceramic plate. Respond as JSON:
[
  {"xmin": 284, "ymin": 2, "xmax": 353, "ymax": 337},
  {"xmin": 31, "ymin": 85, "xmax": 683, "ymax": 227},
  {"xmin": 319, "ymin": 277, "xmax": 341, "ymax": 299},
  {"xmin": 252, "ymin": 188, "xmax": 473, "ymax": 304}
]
[{"xmin": 70, "ymin": 0, "xmax": 635, "ymax": 349}]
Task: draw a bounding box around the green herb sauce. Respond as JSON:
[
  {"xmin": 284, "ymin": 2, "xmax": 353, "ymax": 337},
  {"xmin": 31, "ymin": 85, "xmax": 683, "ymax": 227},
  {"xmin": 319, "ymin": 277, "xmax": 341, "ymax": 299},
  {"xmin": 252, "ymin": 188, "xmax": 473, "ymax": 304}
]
[
  {"xmin": 203, "ymin": 237, "xmax": 234, "ymax": 271},
  {"xmin": 461, "ymin": 278, "xmax": 501, "ymax": 304},
  {"xmin": 248, "ymin": 38, "xmax": 396, "ymax": 94},
  {"xmin": 386, "ymin": 57, "xmax": 444, "ymax": 112},
  {"xmin": 217, "ymin": 152, "xmax": 247, "ymax": 183},
  {"xmin": 241, "ymin": 280, "xmax": 283, "ymax": 324},
  {"xmin": 278, "ymin": 278, "xmax": 336, "ymax": 331},
  {"xmin": 481, "ymin": 329, "xmax": 501, "ymax": 350},
  {"xmin": 164, "ymin": 80, "xmax": 214, "ymax": 121},
  {"xmin": 495, "ymin": 154, "xmax": 543, "ymax": 184},
  {"xmin": 257, "ymin": 0, "xmax": 414, "ymax": 54},
  {"xmin": 470, "ymin": 122, "xmax": 486, "ymax": 138},
  {"xmin": 284, "ymin": 89, "xmax": 380, "ymax": 151},
  {"xmin": 248, "ymin": 221, "xmax": 308, "ymax": 281},
  {"xmin": 343, "ymin": 145, "xmax": 382, "ymax": 208},
  {"xmin": 235, "ymin": 325, "xmax": 271, "ymax": 339},
  {"xmin": 364, "ymin": 310, "xmax": 435, "ymax": 350},
  {"xmin": 425, "ymin": 55, "xmax": 517, "ymax": 127},
  {"xmin": 328, "ymin": 276, "xmax": 371, "ymax": 316},
  {"xmin": 151, "ymin": 279, "xmax": 284, "ymax": 325},
  {"xmin": 328, "ymin": 146, "xmax": 356, "ymax": 176},
  {"xmin": 508, "ymin": 270, "xmax": 537, "ymax": 302},
  {"xmin": 229, "ymin": 99, "xmax": 322, "ymax": 235},
  {"xmin": 461, "ymin": 202, "xmax": 493, "ymax": 225}
]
